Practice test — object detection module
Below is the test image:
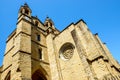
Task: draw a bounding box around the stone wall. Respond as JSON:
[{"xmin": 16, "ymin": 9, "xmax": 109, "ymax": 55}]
[
  {"xmin": 53, "ymin": 23, "xmax": 88, "ymax": 80},
  {"xmin": 1, "ymin": 3, "xmax": 120, "ymax": 80}
]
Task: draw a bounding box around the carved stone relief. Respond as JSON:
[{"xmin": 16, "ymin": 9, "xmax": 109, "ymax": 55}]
[{"xmin": 59, "ymin": 43, "xmax": 74, "ymax": 60}]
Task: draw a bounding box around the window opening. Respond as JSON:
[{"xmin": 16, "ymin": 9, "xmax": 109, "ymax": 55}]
[
  {"xmin": 35, "ymin": 21, "xmax": 39, "ymax": 26},
  {"xmin": 20, "ymin": 10, "xmax": 22, "ymax": 13},
  {"xmin": 38, "ymin": 49, "xmax": 42, "ymax": 59},
  {"xmin": 50, "ymin": 22, "xmax": 52, "ymax": 27},
  {"xmin": 45, "ymin": 22, "xmax": 48, "ymax": 27},
  {"xmin": 25, "ymin": 9, "xmax": 29, "ymax": 15},
  {"xmin": 32, "ymin": 70, "xmax": 47, "ymax": 80},
  {"xmin": 5, "ymin": 71, "xmax": 11, "ymax": 80},
  {"xmin": 37, "ymin": 34, "xmax": 40, "ymax": 41}
]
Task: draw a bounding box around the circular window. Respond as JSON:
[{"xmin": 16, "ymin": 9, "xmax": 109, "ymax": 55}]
[{"xmin": 59, "ymin": 43, "xmax": 75, "ymax": 60}]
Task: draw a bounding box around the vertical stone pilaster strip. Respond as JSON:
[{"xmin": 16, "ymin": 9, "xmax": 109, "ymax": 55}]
[
  {"xmin": 71, "ymin": 28, "xmax": 94, "ymax": 80},
  {"xmin": 46, "ymin": 34, "xmax": 61, "ymax": 80}
]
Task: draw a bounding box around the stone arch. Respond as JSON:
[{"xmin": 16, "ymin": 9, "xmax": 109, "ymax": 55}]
[
  {"xmin": 59, "ymin": 42, "xmax": 75, "ymax": 50},
  {"xmin": 5, "ymin": 71, "xmax": 11, "ymax": 80},
  {"xmin": 32, "ymin": 69, "xmax": 47, "ymax": 80}
]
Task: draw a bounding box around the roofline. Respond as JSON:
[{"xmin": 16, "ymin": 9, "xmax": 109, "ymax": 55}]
[
  {"xmin": 53, "ymin": 22, "xmax": 74, "ymax": 39},
  {"xmin": 32, "ymin": 16, "xmax": 45, "ymax": 26},
  {"xmin": 75, "ymin": 19, "xmax": 87, "ymax": 25}
]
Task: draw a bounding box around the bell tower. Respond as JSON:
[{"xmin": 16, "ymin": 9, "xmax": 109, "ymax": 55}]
[
  {"xmin": 18, "ymin": 3, "xmax": 31, "ymax": 17},
  {"xmin": 1, "ymin": 3, "xmax": 32, "ymax": 80},
  {"xmin": 18, "ymin": 3, "xmax": 32, "ymax": 23},
  {"xmin": 13, "ymin": 3, "xmax": 32, "ymax": 80}
]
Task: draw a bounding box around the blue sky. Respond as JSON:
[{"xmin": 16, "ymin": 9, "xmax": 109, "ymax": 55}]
[{"xmin": 0, "ymin": 0, "xmax": 120, "ymax": 66}]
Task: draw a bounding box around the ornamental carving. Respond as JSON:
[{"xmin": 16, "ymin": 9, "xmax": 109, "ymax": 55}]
[
  {"xmin": 59, "ymin": 43, "xmax": 75, "ymax": 60},
  {"xmin": 62, "ymin": 48, "xmax": 74, "ymax": 59}
]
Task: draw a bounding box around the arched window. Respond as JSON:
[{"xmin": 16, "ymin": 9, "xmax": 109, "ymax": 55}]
[
  {"xmin": 5, "ymin": 71, "xmax": 11, "ymax": 80},
  {"xmin": 47, "ymin": 29, "xmax": 50, "ymax": 34},
  {"xmin": 45, "ymin": 22, "xmax": 48, "ymax": 27},
  {"xmin": 25, "ymin": 9, "xmax": 29, "ymax": 15},
  {"xmin": 35, "ymin": 21, "xmax": 39, "ymax": 26},
  {"xmin": 50, "ymin": 22, "xmax": 52, "ymax": 27}
]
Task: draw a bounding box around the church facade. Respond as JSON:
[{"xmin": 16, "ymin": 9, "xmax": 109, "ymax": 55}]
[{"xmin": 0, "ymin": 3, "xmax": 120, "ymax": 80}]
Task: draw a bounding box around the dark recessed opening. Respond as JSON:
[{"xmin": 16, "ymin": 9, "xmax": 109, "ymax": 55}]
[
  {"xmin": 38, "ymin": 49, "xmax": 42, "ymax": 59},
  {"xmin": 37, "ymin": 34, "xmax": 40, "ymax": 41},
  {"xmin": 35, "ymin": 21, "xmax": 39, "ymax": 26},
  {"xmin": 25, "ymin": 9, "xmax": 29, "ymax": 15}
]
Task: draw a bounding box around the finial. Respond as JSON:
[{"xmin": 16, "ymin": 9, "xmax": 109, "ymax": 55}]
[
  {"xmin": 95, "ymin": 33, "xmax": 98, "ymax": 35},
  {"xmin": 103, "ymin": 43, "xmax": 106, "ymax": 44},
  {"xmin": 24, "ymin": 2, "xmax": 28, "ymax": 6},
  {"xmin": 46, "ymin": 15, "xmax": 51, "ymax": 21},
  {"xmin": 46, "ymin": 15, "xmax": 49, "ymax": 19},
  {"xmin": 35, "ymin": 15, "xmax": 38, "ymax": 18}
]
